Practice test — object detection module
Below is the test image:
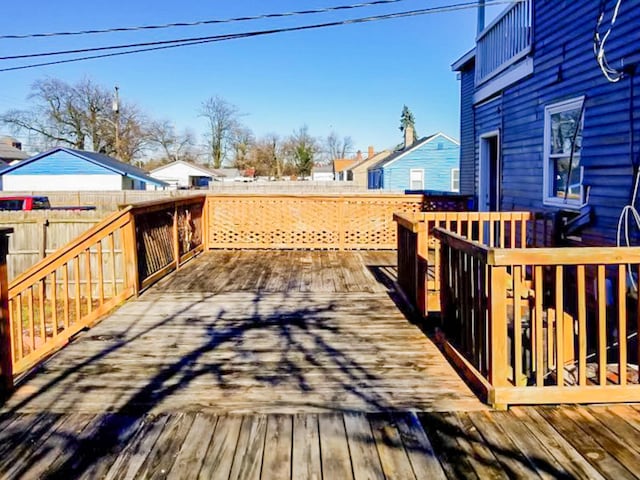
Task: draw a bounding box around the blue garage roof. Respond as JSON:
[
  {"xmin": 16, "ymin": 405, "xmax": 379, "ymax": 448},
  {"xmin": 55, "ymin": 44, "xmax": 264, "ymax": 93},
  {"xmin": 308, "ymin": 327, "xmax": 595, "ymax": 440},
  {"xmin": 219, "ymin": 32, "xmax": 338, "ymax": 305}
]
[{"xmin": 2, "ymin": 147, "xmax": 168, "ymax": 187}]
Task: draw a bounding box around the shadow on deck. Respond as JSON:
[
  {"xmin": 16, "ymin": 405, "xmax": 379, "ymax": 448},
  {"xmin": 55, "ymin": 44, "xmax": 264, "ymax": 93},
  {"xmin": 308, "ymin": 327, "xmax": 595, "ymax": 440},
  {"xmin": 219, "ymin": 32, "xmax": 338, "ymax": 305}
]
[{"xmin": 0, "ymin": 251, "xmax": 639, "ymax": 479}]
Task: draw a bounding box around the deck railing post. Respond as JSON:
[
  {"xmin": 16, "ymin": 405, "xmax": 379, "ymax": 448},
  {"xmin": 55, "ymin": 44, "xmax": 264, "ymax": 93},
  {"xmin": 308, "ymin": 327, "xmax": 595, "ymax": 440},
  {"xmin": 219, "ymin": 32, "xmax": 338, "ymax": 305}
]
[
  {"xmin": 0, "ymin": 228, "xmax": 13, "ymax": 396},
  {"xmin": 122, "ymin": 213, "xmax": 140, "ymax": 296},
  {"xmin": 173, "ymin": 202, "xmax": 180, "ymax": 269},
  {"xmin": 488, "ymin": 265, "xmax": 509, "ymax": 389}
]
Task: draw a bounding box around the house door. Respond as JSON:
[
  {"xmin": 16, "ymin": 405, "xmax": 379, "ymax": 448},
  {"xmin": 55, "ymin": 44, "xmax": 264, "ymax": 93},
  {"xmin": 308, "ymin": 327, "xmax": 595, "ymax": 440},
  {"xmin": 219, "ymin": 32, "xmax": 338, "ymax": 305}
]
[{"xmin": 479, "ymin": 132, "xmax": 501, "ymax": 212}]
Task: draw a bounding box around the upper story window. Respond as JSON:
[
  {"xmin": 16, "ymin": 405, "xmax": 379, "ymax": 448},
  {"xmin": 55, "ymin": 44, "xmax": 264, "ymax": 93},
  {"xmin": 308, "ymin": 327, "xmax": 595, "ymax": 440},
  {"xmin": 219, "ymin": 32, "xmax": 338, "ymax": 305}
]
[
  {"xmin": 451, "ymin": 168, "xmax": 460, "ymax": 192},
  {"xmin": 543, "ymin": 97, "xmax": 585, "ymax": 208}
]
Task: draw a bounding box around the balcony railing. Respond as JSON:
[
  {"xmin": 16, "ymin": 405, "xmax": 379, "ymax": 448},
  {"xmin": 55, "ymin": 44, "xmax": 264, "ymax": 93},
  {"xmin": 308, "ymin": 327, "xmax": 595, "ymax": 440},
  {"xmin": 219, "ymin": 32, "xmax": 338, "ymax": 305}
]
[
  {"xmin": 475, "ymin": 0, "xmax": 532, "ymax": 86},
  {"xmin": 396, "ymin": 209, "xmax": 640, "ymax": 408}
]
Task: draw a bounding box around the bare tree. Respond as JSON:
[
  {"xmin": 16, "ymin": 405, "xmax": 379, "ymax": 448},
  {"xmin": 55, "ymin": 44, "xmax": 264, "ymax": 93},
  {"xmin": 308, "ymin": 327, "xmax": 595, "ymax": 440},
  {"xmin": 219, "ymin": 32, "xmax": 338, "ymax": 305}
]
[
  {"xmin": 231, "ymin": 126, "xmax": 254, "ymax": 170},
  {"xmin": 148, "ymin": 120, "xmax": 195, "ymax": 163},
  {"xmin": 199, "ymin": 96, "xmax": 241, "ymax": 168},
  {"xmin": 0, "ymin": 77, "xmax": 151, "ymax": 163},
  {"xmin": 325, "ymin": 131, "xmax": 354, "ymax": 161}
]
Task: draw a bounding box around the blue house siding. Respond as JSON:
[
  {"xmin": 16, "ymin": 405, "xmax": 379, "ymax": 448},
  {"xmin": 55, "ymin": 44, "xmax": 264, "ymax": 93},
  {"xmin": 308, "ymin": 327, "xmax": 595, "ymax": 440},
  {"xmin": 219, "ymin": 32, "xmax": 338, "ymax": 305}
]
[
  {"xmin": 459, "ymin": 64, "xmax": 476, "ymax": 196},
  {"xmin": 4, "ymin": 150, "xmax": 110, "ymax": 176},
  {"xmin": 368, "ymin": 134, "xmax": 460, "ymax": 192},
  {"xmin": 457, "ymin": 0, "xmax": 640, "ymax": 246}
]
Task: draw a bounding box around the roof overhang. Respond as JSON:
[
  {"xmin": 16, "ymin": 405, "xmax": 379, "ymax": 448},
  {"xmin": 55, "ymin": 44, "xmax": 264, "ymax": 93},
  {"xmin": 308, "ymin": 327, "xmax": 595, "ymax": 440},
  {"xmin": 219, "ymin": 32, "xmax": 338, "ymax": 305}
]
[{"xmin": 451, "ymin": 48, "xmax": 476, "ymax": 72}]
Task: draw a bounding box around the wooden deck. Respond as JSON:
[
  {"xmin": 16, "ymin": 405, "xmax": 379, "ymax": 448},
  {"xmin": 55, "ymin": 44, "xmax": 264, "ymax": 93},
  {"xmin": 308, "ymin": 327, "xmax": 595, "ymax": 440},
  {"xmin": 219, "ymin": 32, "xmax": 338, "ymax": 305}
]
[{"xmin": 1, "ymin": 251, "xmax": 640, "ymax": 478}]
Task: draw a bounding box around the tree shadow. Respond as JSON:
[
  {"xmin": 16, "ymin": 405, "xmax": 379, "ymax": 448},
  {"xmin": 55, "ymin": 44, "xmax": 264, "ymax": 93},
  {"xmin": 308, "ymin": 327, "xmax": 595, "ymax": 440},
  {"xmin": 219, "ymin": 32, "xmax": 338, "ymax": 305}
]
[{"xmin": 0, "ymin": 252, "xmax": 586, "ymax": 479}]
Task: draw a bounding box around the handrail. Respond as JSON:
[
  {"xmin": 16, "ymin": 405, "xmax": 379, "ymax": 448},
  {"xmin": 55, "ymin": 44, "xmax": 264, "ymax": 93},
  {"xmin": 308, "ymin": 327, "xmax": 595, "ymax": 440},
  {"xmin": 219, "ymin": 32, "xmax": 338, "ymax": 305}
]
[
  {"xmin": 432, "ymin": 227, "xmax": 490, "ymax": 263},
  {"xmin": 9, "ymin": 207, "xmax": 132, "ymax": 296},
  {"xmin": 6, "ymin": 196, "xmax": 207, "ymax": 378},
  {"xmin": 434, "ymin": 224, "xmax": 640, "ymax": 407}
]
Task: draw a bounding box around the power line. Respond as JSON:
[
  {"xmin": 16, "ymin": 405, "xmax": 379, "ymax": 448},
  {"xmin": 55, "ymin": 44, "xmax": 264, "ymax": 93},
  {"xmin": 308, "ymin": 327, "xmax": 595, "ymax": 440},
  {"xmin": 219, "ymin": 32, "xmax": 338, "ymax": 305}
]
[
  {"xmin": 0, "ymin": 0, "xmax": 523, "ymax": 73},
  {"xmin": 0, "ymin": 0, "xmax": 408, "ymax": 40}
]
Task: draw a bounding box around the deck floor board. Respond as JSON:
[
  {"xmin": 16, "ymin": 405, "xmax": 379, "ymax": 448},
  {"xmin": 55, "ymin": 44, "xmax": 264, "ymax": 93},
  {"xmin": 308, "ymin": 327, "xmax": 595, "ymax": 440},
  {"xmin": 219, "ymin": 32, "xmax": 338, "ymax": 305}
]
[{"xmin": 0, "ymin": 251, "xmax": 637, "ymax": 479}]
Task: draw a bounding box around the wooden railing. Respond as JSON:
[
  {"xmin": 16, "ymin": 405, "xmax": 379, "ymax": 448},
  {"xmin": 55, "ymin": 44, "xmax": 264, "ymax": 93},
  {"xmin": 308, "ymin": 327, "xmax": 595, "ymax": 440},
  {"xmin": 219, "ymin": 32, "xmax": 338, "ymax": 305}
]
[
  {"xmin": 475, "ymin": 0, "xmax": 532, "ymax": 85},
  {"xmin": 435, "ymin": 227, "xmax": 640, "ymax": 407},
  {"xmin": 394, "ymin": 211, "xmax": 548, "ymax": 315},
  {"xmin": 6, "ymin": 196, "xmax": 206, "ymax": 379},
  {"xmin": 128, "ymin": 196, "xmax": 205, "ymax": 290},
  {"xmin": 206, "ymin": 194, "xmax": 423, "ymax": 250}
]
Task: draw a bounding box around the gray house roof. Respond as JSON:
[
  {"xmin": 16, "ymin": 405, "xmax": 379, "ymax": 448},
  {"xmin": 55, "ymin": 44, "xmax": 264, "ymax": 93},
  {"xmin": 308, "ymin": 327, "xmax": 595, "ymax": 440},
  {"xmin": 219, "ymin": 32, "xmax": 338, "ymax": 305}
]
[
  {"xmin": 0, "ymin": 143, "xmax": 29, "ymax": 162},
  {"xmin": 368, "ymin": 135, "xmax": 436, "ymax": 171}
]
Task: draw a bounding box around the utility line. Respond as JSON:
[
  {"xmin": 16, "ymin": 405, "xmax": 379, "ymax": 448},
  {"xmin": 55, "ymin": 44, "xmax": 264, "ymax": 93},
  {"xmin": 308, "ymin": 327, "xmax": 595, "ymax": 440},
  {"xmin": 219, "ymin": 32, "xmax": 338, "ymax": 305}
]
[
  {"xmin": 0, "ymin": 0, "xmax": 408, "ymax": 40},
  {"xmin": 0, "ymin": 0, "xmax": 523, "ymax": 73},
  {"xmin": 2, "ymin": 0, "xmax": 519, "ymax": 61}
]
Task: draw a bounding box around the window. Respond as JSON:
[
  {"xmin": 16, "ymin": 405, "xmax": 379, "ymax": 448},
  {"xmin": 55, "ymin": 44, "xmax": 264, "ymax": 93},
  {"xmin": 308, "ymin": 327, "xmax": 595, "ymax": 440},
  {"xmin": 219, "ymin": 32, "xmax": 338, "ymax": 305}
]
[
  {"xmin": 451, "ymin": 168, "xmax": 460, "ymax": 192},
  {"xmin": 409, "ymin": 169, "xmax": 424, "ymax": 190},
  {"xmin": 543, "ymin": 97, "xmax": 585, "ymax": 207}
]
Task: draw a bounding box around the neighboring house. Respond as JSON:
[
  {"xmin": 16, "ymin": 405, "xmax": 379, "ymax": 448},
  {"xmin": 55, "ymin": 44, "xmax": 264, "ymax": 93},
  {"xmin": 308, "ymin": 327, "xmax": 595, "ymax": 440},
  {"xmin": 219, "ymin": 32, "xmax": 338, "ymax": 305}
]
[
  {"xmin": 150, "ymin": 161, "xmax": 221, "ymax": 189},
  {"xmin": 333, "ymin": 158, "xmax": 358, "ymax": 181},
  {"xmin": 0, "ymin": 136, "xmax": 29, "ymax": 164},
  {"xmin": 209, "ymin": 168, "xmax": 252, "ymax": 183},
  {"xmin": 311, "ymin": 164, "xmax": 334, "ymax": 181},
  {"xmin": 1, "ymin": 147, "xmax": 168, "ymax": 191},
  {"xmin": 367, "ymin": 131, "xmax": 460, "ymax": 191},
  {"xmin": 452, "ymin": 0, "xmax": 640, "ymax": 246},
  {"xmin": 346, "ymin": 146, "xmax": 392, "ymax": 189}
]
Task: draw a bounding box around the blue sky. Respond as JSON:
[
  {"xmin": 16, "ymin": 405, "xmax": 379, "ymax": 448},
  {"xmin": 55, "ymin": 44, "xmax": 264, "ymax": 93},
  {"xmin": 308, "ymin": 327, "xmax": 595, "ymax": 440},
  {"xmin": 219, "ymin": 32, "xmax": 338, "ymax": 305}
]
[{"xmin": 0, "ymin": 0, "xmax": 504, "ymax": 157}]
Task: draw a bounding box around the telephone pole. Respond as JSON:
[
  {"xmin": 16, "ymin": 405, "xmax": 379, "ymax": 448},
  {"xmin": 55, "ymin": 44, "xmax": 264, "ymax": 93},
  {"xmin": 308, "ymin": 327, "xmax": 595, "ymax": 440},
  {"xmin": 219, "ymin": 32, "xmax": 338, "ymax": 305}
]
[{"xmin": 112, "ymin": 85, "xmax": 121, "ymax": 158}]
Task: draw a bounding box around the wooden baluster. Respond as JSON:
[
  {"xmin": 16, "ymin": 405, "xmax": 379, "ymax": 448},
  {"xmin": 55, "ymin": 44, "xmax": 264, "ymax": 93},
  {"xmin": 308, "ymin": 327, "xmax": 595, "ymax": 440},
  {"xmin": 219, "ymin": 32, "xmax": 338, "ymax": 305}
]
[
  {"xmin": 15, "ymin": 295, "xmax": 23, "ymax": 361},
  {"xmin": 27, "ymin": 287, "xmax": 35, "ymax": 352},
  {"xmin": 38, "ymin": 279, "xmax": 46, "ymax": 342},
  {"xmin": 63, "ymin": 264, "xmax": 70, "ymax": 331},
  {"xmin": 534, "ymin": 266, "xmax": 544, "ymax": 387},
  {"xmin": 618, "ymin": 265, "xmax": 627, "ymax": 385},
  {"xmin": 74, "ymin": 256, "xmax": 81, "ymax": 323},
  {"xmin": 555, "ymin": 266, "xmax": 565, "ymax": 387},
  {"xmin": 109, "ymin": 233, "xmax": 117, "ymax": 297},
  {"xmin": 597, "ymin": 265, "xmax": 607, "ymax": 385},
  {"xmin": 51, "ymin": 271, "xmax": 58, "ymax": 337},
  {"xmin": 84, "ymin": 249, "xmax": 92, "ymax": 315},
  {"xmin": 577, "ymin": 265, "xmax": 587, "ymax": 386},
  {"xmin": 8, "ymin": 300, "xmax": 15, "ymax": 366},
  {"xmin": 513, "ymin": 266, "xmax": 524, "ymax": 386},
  {"xmin": 97, "ymin": 240, "xmax": 105, "ymax": 306}
]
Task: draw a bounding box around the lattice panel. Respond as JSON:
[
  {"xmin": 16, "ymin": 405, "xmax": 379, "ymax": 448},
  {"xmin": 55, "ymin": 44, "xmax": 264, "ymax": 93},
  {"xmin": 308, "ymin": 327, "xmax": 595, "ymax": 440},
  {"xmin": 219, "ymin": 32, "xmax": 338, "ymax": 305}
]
[{"xmin": 207, "ymin": 195, "xmax": 423, "ymax": 250}]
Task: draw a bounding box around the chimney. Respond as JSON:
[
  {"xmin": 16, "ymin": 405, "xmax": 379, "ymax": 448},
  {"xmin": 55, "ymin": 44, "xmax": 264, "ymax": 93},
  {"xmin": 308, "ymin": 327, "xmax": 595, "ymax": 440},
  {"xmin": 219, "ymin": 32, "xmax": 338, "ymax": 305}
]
[
  {"xmin": 404, "ymin": 125, "xmax": 415, "ymax": 149},
  {"xmin": 368, "ymin": 146, "xmax": 375, "ymax": 159},
  {"xmin": 356, "ymin": 150, "xmax": 362, "ymax": 161}
]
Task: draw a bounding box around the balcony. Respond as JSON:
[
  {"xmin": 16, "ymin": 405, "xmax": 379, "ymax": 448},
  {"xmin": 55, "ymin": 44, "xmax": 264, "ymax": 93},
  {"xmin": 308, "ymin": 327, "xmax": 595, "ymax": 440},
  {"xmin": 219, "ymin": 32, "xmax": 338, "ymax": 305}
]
[{"xmin": 474, "ymin": 0, "xmax": 533, "ymax": 100}]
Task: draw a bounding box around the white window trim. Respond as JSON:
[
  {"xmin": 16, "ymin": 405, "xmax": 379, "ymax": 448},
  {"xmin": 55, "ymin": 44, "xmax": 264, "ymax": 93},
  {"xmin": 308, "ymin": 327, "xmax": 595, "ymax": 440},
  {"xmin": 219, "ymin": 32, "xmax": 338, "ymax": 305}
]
[
  {"xmin": 409, "ymin": 168, "xmax": 424, "ymax": 190},
  {"xmin": 451, "ymin": 168, "xmax": 460, "ymax": 192},
  {"xmin": 542, "ymin": 96, "xmax": 586, "ymax": 209}
]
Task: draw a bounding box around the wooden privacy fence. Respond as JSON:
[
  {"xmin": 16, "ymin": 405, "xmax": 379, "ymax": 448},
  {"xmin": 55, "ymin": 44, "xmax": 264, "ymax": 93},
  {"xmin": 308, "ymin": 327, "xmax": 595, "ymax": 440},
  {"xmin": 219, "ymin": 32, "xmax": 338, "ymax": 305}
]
[
  {"xmin": 394, "ymin": 211, "xmax": 548, "ymax": 315},
  {"xmin": 4, "ymin": 196, "xmax": 205, "ymax": 381},
  {"xmin": 434, "ymin": 227, "xmax": 640, "ymax": 408},
  {"xmin": 206, "ymin": 194, "xmax": 423, "ymax": 250}
]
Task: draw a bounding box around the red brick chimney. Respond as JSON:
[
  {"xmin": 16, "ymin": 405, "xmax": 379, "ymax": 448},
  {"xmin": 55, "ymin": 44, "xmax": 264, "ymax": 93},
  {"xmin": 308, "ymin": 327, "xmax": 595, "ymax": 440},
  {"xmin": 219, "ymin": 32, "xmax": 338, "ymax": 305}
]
[
  {"xmin": 404, "ymin": 125, "xmax": 415, "ymax": 149},
  {"xmin": 368, "ymin": 146, "xmax": 375, "ymax": 158}
]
